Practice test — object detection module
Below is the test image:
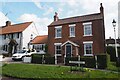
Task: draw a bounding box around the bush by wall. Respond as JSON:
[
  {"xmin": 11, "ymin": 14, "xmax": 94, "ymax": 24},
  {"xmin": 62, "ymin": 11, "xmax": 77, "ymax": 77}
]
[
  {"xmin": 31, "ymin": 54, "xmax": 43, "ymax": 64},
  {"xmin": 65, "ymin": 55, "xmax": 107, "ymax": 69},
  {"xmin": 44, "ymin": 56, "xmax": 55, "ymax": 64},
  {"xmin": 80, "ymin": 56, "xmax": 96, "ymax": 68},
  {"xmin": 96, "ymin": 54, "xmax": 107, "ymax": 69},
  {"xmin": 106, "ymin": 46, "xmax": 116, "ymax": 62},
  {"xmin": 65, "ymin": 57, "xmax": 78, "ymax": 66},
  {"xmin": 31, "ymin": 54, "xmax": 55, "ymax": 64},
  {"xmin": 106, "ymin": 46, "xmax": 120, "ymax": 62},
  {"xmin": 65, "ymin": 56, "xmax": 96, "ymax": 68}
]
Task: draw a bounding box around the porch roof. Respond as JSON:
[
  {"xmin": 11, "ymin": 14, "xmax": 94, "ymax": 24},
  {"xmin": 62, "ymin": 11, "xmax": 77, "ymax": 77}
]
[{"xmin": 61, "ymin": 40, "xmax": 79, "ymax": 47}]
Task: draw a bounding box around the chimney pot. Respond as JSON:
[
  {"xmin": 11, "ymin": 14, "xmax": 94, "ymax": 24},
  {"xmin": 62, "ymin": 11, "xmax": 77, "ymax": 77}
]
[
  {"xmin": 6, "ymin": 21, "xmax": 11, "ymax": 26},
  {"xmin": 54, "ymin": 12, "xmax": 59, "ymax": 21},
  {"xmin": 100, "ymin": 3, "xmax": 104, "ymax": 14}
]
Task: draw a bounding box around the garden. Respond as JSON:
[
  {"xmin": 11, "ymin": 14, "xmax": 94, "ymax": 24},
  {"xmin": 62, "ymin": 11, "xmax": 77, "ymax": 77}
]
[{"xmin": 1, "ymin": 46, "xmax": 120, "ymax": 79}]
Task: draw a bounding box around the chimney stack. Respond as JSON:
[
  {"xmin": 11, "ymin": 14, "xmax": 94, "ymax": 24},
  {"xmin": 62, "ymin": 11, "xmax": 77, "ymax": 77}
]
[
  {"xmin": 54, "ymin": 12, "xmax": 59, "ymax": 21},
  {"xmin": 100, "ymin": 3, "xmax": 104, "ymax": 14},
  {"xmin": 6, "ymin": 21, "xmax": 11, "ymax": 26}
]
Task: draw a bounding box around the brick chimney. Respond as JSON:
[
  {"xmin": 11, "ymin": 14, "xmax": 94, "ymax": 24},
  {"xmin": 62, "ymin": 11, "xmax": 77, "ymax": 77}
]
[
  {"xmin": 100, "ymin": 3, "xmax": 104, "ymax": 14},
  {"xmin": 54, "ymin": 12, "xmax": 59, "ymax": 21},
  {"xmin": 6, "ymin": 21, "xmax": 11, "ymax": 26}
]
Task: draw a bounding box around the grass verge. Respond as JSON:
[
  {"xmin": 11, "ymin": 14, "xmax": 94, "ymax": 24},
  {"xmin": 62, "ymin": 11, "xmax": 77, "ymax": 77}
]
[{"xmin": 2, "ymin": 63, "xmax": 119, "ymax": 79}]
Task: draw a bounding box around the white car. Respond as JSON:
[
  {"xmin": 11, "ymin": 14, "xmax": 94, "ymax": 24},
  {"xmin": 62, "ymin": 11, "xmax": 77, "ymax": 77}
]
[{"xmin": 12, "ymin": 49, "xmax": 36, "ymax": 61}]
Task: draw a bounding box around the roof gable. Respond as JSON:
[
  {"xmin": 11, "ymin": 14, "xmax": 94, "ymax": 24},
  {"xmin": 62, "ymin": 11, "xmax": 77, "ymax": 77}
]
[
  {"xmin": 61, "ymin": 40, "xmax": 79, "ymax": 47},
  {"xmin": 0, "ymin": 22, "xmax": 32, "ymax": 35}
]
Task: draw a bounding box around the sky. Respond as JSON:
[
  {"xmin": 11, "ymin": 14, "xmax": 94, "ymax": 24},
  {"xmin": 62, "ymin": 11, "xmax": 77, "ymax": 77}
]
[{"xmin": 0, "ymin": 0, "xmax": 119, "ymax": 39}]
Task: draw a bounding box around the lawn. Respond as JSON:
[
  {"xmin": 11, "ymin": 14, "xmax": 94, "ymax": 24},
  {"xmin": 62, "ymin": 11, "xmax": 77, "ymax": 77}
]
[{"xmin": 2, "ymin": 63, "xmax": 119, "ymax": 79}]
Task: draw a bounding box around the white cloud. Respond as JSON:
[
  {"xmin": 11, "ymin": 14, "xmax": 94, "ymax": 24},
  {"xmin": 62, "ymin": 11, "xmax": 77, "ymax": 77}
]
[
  {"xmin": 67, "ymin": 0, "xmax": 78, "ymax": 6},
  {"xmin": 43, "ymin": 7, "xmax": 54, "ymax": 16},
  {"xmin": 18, "ymin": 13, "xmax": 53, "ymax": 35},
  {"xmin": 32, "ymin": 1, "xmax": 54, "ymax": 16},
  {"xmin": 33, "ymin": 2, "xmax": 43, "ymax": 9},
  {"xmin": 0, "ymin": 12, "xmax": 9, "ymax": 26}
]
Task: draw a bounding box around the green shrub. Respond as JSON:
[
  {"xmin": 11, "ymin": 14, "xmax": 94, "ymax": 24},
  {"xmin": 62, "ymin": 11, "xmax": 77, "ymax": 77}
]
[
  {"xmin": 65, "ymin": 57, "xmax": 78, "ymax": 66},
  {"xmin": 44, "ymin": 56, "xmax": 55, "ymax": 64},
  {"xmin": 31, "ymin": 54, "xmax": 55, "ymax": 64},
  {"xmin": 65, "ymin": 56, "xmax": 96, "ymax": 68},
  {"xmin": 31, "ymin": 54, "xmax": 43, "ymax": 64},
  {"xmin": 97, "ymin": 54, "xmax": 107, "ymax": 69},
  {"xmin": 80, "ymin": 56, "xmax": 96, "ymax": 68},
  {"xmin": 106, "ymin": 46, "xmax": 117, "ymax": 62}
]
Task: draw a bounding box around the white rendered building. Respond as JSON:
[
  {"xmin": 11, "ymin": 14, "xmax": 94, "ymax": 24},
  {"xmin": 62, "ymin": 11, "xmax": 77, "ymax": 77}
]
[{"xmin": 0, "ymin": 21, "xmax": 38, "ymax": 56}]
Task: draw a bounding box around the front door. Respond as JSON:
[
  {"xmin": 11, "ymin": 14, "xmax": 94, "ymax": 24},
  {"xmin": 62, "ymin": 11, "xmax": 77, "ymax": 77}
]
[{"xmin": 66, "ymin": 44, "xmax": 72, "ymax": 57}]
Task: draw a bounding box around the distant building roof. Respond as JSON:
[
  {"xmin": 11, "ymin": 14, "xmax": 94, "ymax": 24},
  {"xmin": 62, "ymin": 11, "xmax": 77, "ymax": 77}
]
[
  {"xmin": 0, "ymin": 21, "xmax": 32, "ymax": 35},
  {"xmin": 49, "ymin": 13, "xmax": 103, "ymax": 26},
  {"xmin": 106, "ymin": 39, "xmax": 120, "ymax": 44},
  {"xmin": 31, "ymin": 35, "xmax": 48, "ymax": 44}
]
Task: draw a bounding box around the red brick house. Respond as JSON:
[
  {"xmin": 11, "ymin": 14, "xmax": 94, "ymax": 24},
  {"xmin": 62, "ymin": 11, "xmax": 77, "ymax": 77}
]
[{"xmin": 48, "ymin": 3, "xmax": 105, "ymax": 64}]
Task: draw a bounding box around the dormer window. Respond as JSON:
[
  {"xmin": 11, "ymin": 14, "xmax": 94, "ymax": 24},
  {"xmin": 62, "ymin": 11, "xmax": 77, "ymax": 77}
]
[
  {"xmin": 83, "ymin": 22, "xmax": 92, "ymax": 36},
  {"xmin": 69, "ymin": 24, "xmax": 75, "ymax": 37}
]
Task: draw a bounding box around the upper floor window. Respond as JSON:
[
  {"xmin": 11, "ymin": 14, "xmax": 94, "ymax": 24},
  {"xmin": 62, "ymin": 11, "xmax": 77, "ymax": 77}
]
[
  {"xmin": 69, "ymin": 24, "xmax": 75, "ymax": 37},
  {"xmin": 55, "ymin": 26, "xmax": 62, "ymax": 38},
  {"xmin": 83, "ymin": 22, "xmax": 92, "ymax": 36},
  {"xmin": 83, "ymin": 41, "xmax": 93, "ymax": 56}
]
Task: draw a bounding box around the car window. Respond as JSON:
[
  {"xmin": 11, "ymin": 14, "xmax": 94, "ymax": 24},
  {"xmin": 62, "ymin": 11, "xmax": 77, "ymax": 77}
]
[{"xmin": 17, "ymin": 50, "xmax": 26, "ymax": 53}]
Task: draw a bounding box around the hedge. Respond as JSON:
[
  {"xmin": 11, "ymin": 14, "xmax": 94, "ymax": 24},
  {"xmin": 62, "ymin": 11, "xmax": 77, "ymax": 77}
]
[
  {"xmin": 106, "ymin": 46, "xmax": 120, "ymax": 62},
  {"xmin": 31, "ymin": 54, "xmax": 55, "ymax": 64},
  {"xmin": 80, "ymin": 56, "xmax": 96, "ymax": 68},
  {"xmin": 65, "ymin": 57, "xmax": 78, "ymax": 66},
  {"xmin": 97, "ymin": 54, "xmax": 107, "ymax": 69},
  {"xmin": 65, "ymin": 56, "xmax": 96, "ymax": 68},
  {"xmin": 44, "ymin": 56, "xmax": 55, "ymax": 64},
  {"xmin": 65, "ymin": 54, "xmax": 107, "ymax": 69},
  {"xmin": 31, "ymin": 54, "xmax": 43, "ymax": 64},
  {"xmin": 106, "ymin": 46, "xmax": 116, "ymax": 62}
]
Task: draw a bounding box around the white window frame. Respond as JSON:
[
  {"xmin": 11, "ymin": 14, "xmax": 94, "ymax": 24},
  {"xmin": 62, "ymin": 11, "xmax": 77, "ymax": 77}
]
[
  {"xmin": 34, "ymin": 44, "xmax": 45, "ymax": 52},
  {"xmin": 54, "ymin": 43, "xmax": 62, "ymax": 56},
  {"xmin": 55, "ymin": 26, "xmax": 62, "ymax": 39},
  {"xmin": 69, "ymin": 24, "xmax": 75, "ymax": 37},
  {"xmin": 83, "ymin": 41, "xmax": 93, "ymax": 56},
  {"xmin": 83, "ymin": 22, "xmax": 92, "ymax": 36}
]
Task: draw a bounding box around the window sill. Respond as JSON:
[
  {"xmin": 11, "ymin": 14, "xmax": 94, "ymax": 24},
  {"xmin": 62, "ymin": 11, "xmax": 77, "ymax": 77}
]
[
  {"xmin": 83, "ymin": 35, "xmax": 93, "ymax": 37},
  {"xmin": 56, "ymin": 54, "xmax": 62, "ymax": 56},
  {"xmin": 69, "ymin": 36, "xmax": 75, "ymax": 38},
  {"xmin": 84, "ymin": 54, "xmax": 93, "ymax": 56},
  {"xmin": 55, "ymin": 37, "xmax": 62, "ymax": 39}
]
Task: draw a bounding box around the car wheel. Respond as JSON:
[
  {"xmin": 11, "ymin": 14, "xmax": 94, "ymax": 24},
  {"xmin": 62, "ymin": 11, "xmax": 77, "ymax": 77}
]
[
  {"xmin": 12, "ymin": 58, "xmax": 16, "ymax": 61},
  {"xmin": 21, "ymin": 57, "xmax": 24, "ymax": 61}
]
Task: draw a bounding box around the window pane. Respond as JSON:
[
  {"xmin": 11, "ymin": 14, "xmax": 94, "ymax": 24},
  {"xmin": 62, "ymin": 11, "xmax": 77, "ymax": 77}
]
[
  {"xmin": 56, "ymin": 28, "xmax": 62, "ymax": 38},
  {"xmin": 84, "ymin": 24, "xmax": 92, "ymax": 36},
  {"xmin": 84, "ymin": 43, "xmax": 92, "ymax": 55},
  {"xmin": 70, "ymin": 26, "xmax": 75, "ymax": 37},
  {"xmin": 55, "ymin": 45, "xmax": 61, "ymax": 54}
]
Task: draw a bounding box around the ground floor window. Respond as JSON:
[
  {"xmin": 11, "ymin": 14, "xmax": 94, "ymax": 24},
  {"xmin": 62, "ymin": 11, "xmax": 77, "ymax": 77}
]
[
  {"xmin": 34, "ymin": 44, "xmax": 45, "ymax": 52},
  {"xmin": 84, "ymin": 41, "xmax": 93, "ymax": 56},
  {"xmin": 55, "ymin": 45, "xmax": 61, "ymax": 55},
  {"xmin": 3, "ymin": 45, "xmax": 8, "ymax": 51}
]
